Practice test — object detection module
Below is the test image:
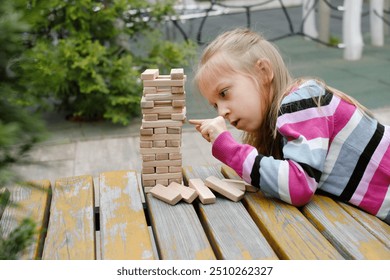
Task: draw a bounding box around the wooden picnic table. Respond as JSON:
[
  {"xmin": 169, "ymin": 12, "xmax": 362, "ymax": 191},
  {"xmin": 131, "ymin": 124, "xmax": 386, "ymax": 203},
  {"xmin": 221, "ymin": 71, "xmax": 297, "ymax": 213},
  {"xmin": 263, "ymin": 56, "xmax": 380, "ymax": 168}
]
[{"xmin": 1, "ymin": 165, "xmax": 389, "ymax": 260}]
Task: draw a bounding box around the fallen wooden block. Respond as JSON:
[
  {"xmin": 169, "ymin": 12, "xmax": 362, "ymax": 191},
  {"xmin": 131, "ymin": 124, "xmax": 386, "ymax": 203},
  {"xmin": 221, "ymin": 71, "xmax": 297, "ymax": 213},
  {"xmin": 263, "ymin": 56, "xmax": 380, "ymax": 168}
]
[
  {"xmin": 188, "ymin": 178, "xmax": 216, "ymax": 204},
  {"xmin": 167, "ymin": 182, "xmax": 198, "ymax": 204},
  {"xmin": 205, "ymin": 176, "xmax": 244, "ymax": 202},
  {"xmin": 149, "ymin": 184, "xmax": 182, "ymax": 205},
  {"xmin": 222, "ymin": 179, "xmax": 246, "ymax": 192}
]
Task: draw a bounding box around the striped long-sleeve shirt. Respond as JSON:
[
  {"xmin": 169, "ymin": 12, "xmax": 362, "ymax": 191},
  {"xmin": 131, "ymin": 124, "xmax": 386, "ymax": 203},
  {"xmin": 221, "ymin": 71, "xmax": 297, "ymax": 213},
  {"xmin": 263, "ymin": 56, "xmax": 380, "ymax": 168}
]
[{"xmin": 212, "ymin": 80, "xmax": 390, "ymax": 224}]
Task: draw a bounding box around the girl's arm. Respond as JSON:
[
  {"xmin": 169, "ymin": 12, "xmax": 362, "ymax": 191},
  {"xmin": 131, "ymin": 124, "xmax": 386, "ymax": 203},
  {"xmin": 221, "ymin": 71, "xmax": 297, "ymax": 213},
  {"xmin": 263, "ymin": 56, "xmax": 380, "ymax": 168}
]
[{"xmin": 212, "ymin": 81, "xmax": 336, "ymax": 206}]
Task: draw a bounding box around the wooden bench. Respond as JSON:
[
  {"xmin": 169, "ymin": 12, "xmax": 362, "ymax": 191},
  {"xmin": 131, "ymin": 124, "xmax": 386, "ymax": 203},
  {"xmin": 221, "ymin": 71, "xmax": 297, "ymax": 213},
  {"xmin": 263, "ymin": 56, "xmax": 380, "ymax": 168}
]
[{"xmin": 1, "ymin": 165, "xmax": 389, "ymax": 260}]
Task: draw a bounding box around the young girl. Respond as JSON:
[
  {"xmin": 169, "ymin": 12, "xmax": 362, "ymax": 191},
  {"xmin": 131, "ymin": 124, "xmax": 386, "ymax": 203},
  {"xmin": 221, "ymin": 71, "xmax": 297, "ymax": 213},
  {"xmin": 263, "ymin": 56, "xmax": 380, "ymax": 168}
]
[{"xmin": 189, "ymin": 28, "xmax": 390, "ymax": 225}]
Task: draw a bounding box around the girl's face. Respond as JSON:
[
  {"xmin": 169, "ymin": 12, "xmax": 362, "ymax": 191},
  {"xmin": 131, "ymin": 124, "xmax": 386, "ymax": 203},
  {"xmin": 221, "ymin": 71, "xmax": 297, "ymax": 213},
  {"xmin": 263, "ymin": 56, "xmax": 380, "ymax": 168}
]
[{"xmin": 198, "ymin": 64, "xmax": 272, "ymax": 133}]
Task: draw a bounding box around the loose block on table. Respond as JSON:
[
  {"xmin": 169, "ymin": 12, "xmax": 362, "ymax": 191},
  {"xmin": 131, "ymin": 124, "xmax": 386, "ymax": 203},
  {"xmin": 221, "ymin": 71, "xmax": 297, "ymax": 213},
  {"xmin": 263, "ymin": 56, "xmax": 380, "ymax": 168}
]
[
  {"xmin": 188, "ymin": 178, "xmax": 216, "ymax": 204},
  {"xmin": 205, "ymin": 176, "xmax": 244, "ymax": 202},
  {"xmin": 168, "ymin": 182, "xmax": 198, "ymax": 203},
  {"xmin": 149, "ymin": 184, "xmax": 182, "ymax": 205}
]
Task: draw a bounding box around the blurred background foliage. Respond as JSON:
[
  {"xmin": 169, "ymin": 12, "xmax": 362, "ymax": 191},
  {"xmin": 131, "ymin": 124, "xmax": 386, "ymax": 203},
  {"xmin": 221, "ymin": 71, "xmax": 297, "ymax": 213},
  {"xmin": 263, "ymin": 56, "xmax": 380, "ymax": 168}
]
[{"xmin": 0, "ymin": 0, "xmax": 196, "ymax": 259}]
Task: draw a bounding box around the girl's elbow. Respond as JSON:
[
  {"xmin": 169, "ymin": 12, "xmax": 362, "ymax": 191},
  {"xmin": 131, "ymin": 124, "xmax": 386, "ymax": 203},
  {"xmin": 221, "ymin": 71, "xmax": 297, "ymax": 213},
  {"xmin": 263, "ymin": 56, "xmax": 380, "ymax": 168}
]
[{"xmin": 290, "ymin": 189, "xmax": 315, "ymax": 207}]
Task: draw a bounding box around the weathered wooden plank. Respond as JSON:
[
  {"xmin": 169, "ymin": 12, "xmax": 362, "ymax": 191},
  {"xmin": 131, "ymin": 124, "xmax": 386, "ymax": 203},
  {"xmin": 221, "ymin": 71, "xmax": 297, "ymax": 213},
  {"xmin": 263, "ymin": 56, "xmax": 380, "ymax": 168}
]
[
  {"xmin": 337, "ymin": 202, "xmax": 390, "ymax": 249},
  {"xmin": 183, "ymin": 165, "xmax": 278, "ymax": 260},
  {"xmin": 42, "ymin": 175, "xmax": 95, "ymax": 260},
  {"xmin": 302, "ymin": 195, "xmax": 390, "ymax": 259},
  {"xmin": 221, "ymin": 165, "xmax": 343, "ymax": 260},
  {"xmin": 99, "ymin": 170, "xmax": 155, "ymax": 260},
  {"xmin": 0, "ymin": 181, "xmax": 51, "ymax": 260},
  {"xmin": 146, "ymin": 193, "xmax": 216, "ymax": 260}
]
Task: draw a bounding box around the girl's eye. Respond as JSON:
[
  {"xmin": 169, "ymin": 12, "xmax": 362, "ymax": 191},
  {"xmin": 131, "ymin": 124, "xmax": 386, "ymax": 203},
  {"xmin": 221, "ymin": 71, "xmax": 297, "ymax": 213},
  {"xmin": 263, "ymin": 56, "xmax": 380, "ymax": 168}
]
[{"xmin": 220, "ymin": 89, "xmax": 228, "ymax": 98}]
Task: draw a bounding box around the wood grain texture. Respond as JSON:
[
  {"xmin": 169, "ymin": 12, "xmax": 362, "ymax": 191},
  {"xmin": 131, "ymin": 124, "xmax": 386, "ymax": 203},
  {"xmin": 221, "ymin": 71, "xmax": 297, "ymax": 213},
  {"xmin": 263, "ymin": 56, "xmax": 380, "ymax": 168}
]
[
  {"xmin": 99, "ymin": 171, "xmax": 155, "ymax": 260},
  {"xmin": 42, "ymin": 175, "xmax": 95, "ymax": 259},
  {"xmin": 337, "ymin": 202, "xmax": 390, "ymax": 249},
  {"xmin": 221, "ymin": 165, "xmax": 343, "ymax": 260},
  {"xmin": 183, "ymin": 165, "xmax": 278, "ymax": 260},
  {"xmin": 146, "ymin": 193, "xmax": 216, "ymax": 260},
  {"xmin": 0, "ymin": 181, "xmax": 51, "ymax": 259},
  {"xmin": 302, "ymin": 195, "xmax": 390, "ymax": 259}
]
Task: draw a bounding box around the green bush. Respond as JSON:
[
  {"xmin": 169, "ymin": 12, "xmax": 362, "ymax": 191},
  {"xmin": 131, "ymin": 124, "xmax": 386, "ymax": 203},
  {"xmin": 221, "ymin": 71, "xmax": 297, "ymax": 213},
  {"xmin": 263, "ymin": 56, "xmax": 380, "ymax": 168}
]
[
  {"xmin": 14, "ymin": 0, "xmax": 196, "ymax": 125},
  {"xmin": 0, "ymin": 1, "xmax": 46, "ymax": 259}
]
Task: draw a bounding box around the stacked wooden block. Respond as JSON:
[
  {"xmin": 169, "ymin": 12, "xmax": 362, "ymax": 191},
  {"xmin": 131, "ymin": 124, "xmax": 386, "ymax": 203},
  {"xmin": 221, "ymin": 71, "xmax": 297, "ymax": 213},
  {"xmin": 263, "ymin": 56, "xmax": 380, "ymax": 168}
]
[{"xmin": 140, "ymin": 68, "xmax": 186, "ymax": 190}]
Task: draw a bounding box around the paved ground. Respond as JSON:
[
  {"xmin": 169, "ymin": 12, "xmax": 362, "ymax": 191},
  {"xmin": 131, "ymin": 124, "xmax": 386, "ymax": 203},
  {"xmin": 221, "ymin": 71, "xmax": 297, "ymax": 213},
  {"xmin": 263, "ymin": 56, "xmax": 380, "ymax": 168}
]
[{"xmin": 12, "ymin": 4, "xmax": 390, "ymax": 186}]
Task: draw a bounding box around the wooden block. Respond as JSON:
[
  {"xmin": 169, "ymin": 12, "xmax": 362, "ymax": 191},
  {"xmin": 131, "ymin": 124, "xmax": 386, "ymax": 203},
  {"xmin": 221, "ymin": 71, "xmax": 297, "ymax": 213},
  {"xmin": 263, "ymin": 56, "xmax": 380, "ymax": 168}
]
[
  {"xmin": 167, "ymin": 140, "xmax": 180, "ymax": 147},
  {"xmin": 169, "ymin": 166, "xmax": 182, "ymax": 173},
  {"xmin": 169, "ymin": 153, "xmax": 182, "ymax": 160},
  {"xmin": 143, "ymin": 159, "xmax": 182, "ymax": 168},
  {"xmin": 140, "ymin": 128, "xmax": 153, "ymax": 136},
  {"xmin": 171, "ymin": 107, "xmax": 186, "ymax": 121},
  {"xmin": 188, "ymin": 178, "xmax": 216, "ymax": 204},
  {"xmin": 158, "ymin": 113, "xmax": 172, "ymax": 120},
  {"xmin": 172, "ymin": 100, "xmax": 185, "ymax": 108},
  {"xmin": 141, "ymin": 97, "xmax": 154, "ymax": 108},
  {"xmin": 205, "ymin": 176, "xmax": 244, "ymax": 202},
  {"xmin": 169, "ymin": 178, "xmax": 182, "ymax": 185},
  {"xmin": 221, "ymin": 165, "xmax": 259, "ymax": 193},
  {"xmin": 140, "ymin": 133, "xmax": 181, "ymax": 141},
  {"xmin": 144, "ymin": 92, "xmax": 185, "ymax": 101},
  {"xmin": 141, "ymin": 69, "xmax": 159, "ymax": 80},
  {"xmin": 142, "ymin": 172, "xmax": 182, "ymax": 181},
  {"xmin": 142, "ymin": 120, "xmax": 183, "ymax": 129},
  {"xmin": 140, "ymin": 147, "xmax": 181, "ymax": 155},
  {"xmin": 142, "ymin": 107, "xmax": 183, "ymax": 114},
  {"xmin": 170, "ymin": 68, "xmax": 184, "ymax": 80},
  {"xmin": 156, "ymin": 153, "xmax": 169, "ymax": 160},
  {"xmin": 171, "ymin": 86, "xmax": 185, "ymax": 94},
  {"xmin": 154, "ymin": 100, "xmax": 172, "ymax": 107},
  {"xmin": 142, "ymin": 154, "xmax": 156, "ymax": 161},
  {"xmin": 168, "ymin": 182, "xmax": 197, "ymax": 203},
  {"xmin": 222, "ymin": 179, "xmax": 246, "ymax": 192},
  {"xmin": 143, "ymin": 114, "xmax": 158, "ymax": 121},
  {"xmin": 149, "ymin": 184, "xmax": 182, "ymax": 205},
  {"xmin": 143, "ymin": 86, "xmax": 157, "ymax": 94},
  {"xmin": 153, "ymin": 140, "xmax": 166, "ymax": 148},
  {"xmin": 143, "ymin": 78, "xmax": 184, "ymax": 87},
  {"xmin": 140, "ymin": 141, "xmax": 153, "ymax": 148},
  {"xmin": 154, "ymin": 127, "xmax": 167, "ymax": 134},
  {"xmin": 142, "ymin": 179, "xmax": 156, "ymax": 187},
  {"xmin": 156, "ymin": 166, "xmax": 169, "ymax": 174},
  {"xmin": 99, "ymin": 171, "xmax": 155, "ymax": 259},
  {"xmin": 142, "ymin": 167, "xmax": 155, "ymax": 174},
  {"xmin": 156, "ymin": 179, "xmax": 169, "ymax": 186},
  {"xmin": 167, "ymin": 127, "xmax": 181, "ymax": 134}
]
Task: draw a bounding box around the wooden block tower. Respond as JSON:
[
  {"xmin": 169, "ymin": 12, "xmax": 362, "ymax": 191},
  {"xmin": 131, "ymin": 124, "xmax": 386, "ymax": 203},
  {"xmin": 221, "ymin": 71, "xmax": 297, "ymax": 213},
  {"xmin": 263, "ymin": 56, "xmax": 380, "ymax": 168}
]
[{"xmin": 139, "ymin": 68, "xmax": 186, "ymax": 190}]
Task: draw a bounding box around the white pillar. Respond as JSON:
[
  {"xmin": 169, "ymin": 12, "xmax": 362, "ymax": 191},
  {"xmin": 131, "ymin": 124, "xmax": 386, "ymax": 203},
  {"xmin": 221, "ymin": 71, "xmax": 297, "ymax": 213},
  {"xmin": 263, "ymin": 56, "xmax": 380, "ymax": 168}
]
[
  {"xmin": 343, "ymin": 0, "xmax": 364, "ymax": 60},
  {"xmin": 319, "ymin": 0, "xmax": 331, "ymax": 43},
  {"xmin": 302, "ymin": 0, "xmax": 318, "ymax": 39},
  {"xmin": 370, "ymin": 0, "xmax": 384, "ymax": 46}
]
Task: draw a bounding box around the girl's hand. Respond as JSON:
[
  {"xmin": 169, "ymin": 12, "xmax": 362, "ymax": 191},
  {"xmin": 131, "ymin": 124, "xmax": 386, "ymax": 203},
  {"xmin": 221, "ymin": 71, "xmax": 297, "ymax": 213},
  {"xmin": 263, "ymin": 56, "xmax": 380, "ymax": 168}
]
[{"xmin": 188, "ymin": 116, "xmax": 227, "ymax": 143}]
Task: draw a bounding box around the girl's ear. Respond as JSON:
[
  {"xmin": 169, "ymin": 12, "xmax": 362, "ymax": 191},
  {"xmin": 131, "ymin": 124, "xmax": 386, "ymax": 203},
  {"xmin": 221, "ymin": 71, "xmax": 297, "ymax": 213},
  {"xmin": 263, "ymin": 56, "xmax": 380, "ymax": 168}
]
[{"xmin": 256, "ymin": 59, "xmax": 274, "ymax": 84}]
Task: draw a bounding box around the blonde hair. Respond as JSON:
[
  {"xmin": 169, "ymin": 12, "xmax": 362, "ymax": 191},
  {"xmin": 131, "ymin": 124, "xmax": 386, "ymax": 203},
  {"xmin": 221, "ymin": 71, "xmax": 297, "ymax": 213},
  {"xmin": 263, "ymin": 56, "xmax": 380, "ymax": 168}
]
[
  {"xmin": 194, "ymin": 28, "xmax": 292, "ymax": 157},
  {"xmin": 194, "ymin": 28, "xmax": 373, "ymax": 158}
]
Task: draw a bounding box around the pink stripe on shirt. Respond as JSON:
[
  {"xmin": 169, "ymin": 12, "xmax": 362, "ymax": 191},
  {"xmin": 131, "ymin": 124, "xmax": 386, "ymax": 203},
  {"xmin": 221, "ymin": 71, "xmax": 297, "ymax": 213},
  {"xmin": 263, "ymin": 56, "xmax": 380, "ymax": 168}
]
[
  {"xmin": 351, "ymin": 127, "xmax": 390, "ymax": 205},
  {"xmin": 332, "ymin": 98, "xmax": 357, "ymax": 139},
  {"xmin": 279, "ymin": 117, "xmax": 332, "ymax": 140},
  {"xmin": 288, "ymin": 161, "xmax": 317, "ymax": 206},
  {"xmin": 358, "ymin": 140, "xmax": 390, "ymax": 215},
  {"xmin": 212, "ymin": 131, "xmax": 255, "ymax": 177}
]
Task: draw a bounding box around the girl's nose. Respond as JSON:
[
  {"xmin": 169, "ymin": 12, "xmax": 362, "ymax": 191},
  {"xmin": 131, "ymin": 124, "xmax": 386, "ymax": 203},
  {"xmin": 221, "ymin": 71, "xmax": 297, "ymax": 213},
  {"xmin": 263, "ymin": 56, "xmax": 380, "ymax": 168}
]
[{"xmin": 218, "ymin": 105, "xmax": 229, "ymax": 119}]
